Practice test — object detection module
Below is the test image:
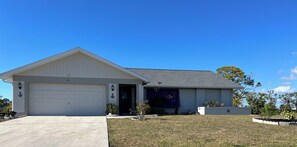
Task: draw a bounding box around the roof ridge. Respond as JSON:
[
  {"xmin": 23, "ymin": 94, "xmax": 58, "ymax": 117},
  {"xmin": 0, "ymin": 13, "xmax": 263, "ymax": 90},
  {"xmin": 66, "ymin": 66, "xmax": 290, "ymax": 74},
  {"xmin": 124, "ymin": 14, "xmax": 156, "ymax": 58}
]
[{"xmin": 126, "ymin": 67, "xmax": 213, "ymax": 72}]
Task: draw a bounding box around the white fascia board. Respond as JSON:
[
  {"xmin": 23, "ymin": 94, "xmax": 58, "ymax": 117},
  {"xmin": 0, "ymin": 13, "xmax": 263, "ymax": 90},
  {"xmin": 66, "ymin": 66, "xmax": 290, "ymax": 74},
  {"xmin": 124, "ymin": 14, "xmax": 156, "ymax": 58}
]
[{"xmin": 0, "ymin": 48, "xmax": 80, "ymax": 80}]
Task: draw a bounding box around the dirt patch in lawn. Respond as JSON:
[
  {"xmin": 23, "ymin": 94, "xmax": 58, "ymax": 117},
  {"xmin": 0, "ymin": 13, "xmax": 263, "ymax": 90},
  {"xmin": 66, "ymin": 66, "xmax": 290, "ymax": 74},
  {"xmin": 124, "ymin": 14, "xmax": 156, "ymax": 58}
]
[{"xmin": 108, "ymin": 115, "xmax": 297, "ymax": 147}]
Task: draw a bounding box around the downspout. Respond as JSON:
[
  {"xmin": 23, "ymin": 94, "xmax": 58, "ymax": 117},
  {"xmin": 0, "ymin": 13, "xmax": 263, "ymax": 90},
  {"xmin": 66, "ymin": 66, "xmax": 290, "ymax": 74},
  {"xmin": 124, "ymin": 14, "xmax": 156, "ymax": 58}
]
[{"xmin": 141, "ymin": 81, "xmax": 149, "ymax": 103}]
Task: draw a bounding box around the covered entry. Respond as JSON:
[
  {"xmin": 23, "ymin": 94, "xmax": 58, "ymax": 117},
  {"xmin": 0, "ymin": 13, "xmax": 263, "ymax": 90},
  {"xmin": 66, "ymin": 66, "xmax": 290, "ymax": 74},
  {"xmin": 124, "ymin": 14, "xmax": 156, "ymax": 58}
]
[{"xmin": 119, "ymin": 84, "xmax": 136, "ymax": 115}]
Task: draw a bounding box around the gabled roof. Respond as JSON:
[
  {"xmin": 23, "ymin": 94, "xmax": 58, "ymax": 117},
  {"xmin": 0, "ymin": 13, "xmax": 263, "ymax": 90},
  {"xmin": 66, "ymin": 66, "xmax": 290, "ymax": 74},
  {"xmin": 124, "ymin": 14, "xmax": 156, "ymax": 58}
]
[
  {"xmin": 126, "ymin": 68, "xmax": 243, "ymax": 89},
  {"xmin": 0, "ymin": 47, "xmax": 149, "ymax": 82}
]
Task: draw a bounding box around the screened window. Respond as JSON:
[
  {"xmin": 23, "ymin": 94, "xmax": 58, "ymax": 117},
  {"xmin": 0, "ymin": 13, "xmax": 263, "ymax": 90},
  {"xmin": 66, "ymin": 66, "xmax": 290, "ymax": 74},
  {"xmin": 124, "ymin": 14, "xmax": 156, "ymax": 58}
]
[{"xmin": 146, "ymin": 88, "xmax": 180, "ymax": 109}]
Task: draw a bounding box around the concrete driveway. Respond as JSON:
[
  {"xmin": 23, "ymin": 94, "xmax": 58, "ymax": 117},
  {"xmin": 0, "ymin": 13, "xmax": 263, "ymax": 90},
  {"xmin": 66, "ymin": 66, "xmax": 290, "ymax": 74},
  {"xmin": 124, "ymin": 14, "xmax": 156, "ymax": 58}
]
[{"xmin": 0, "ymin": 116, "xmax": 109, "ymax": 147}]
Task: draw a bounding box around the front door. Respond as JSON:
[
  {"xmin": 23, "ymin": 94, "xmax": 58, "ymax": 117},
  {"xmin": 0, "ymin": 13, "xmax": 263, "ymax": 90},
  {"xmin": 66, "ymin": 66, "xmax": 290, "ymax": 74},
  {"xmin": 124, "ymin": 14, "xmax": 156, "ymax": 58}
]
[{"xmin": 119, "ymin": 84, "xmax": 136, "ymax": 115}]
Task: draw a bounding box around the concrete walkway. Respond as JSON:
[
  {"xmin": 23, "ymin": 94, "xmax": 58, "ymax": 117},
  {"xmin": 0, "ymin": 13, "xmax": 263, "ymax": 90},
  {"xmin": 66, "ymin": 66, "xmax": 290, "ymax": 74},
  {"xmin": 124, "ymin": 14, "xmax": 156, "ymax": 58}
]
[{"xmin": 0, "ymin": 116, "xmax": 109, "ymax": 147}]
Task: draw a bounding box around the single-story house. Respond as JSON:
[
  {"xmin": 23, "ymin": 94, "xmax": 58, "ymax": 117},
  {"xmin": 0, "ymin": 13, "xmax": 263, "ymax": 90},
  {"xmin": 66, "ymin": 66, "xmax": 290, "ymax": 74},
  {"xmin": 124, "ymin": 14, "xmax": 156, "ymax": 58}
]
[{"xmin": 0, "ymin": 48, "xmax": 244, "ymax": 116}]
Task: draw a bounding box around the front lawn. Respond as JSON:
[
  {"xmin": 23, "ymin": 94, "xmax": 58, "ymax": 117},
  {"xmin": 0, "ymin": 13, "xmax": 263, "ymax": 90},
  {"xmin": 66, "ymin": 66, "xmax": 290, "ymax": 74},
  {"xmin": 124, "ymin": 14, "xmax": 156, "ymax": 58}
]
[{"xmin": 108, "ymin": 115, "xmax": 297, "ymax": 147}]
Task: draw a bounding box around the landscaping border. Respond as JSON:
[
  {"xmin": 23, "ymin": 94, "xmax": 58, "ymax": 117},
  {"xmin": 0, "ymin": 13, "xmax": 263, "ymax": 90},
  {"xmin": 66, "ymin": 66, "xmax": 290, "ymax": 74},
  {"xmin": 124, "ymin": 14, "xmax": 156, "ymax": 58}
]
[{"xmin": 253, "ymin": 118, "xmax": 297, "ymax": 126}]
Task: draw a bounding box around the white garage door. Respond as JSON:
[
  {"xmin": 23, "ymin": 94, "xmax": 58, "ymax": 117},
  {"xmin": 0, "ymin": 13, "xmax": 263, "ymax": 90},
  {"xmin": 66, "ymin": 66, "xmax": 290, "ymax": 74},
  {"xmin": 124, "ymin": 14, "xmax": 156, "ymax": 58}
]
[{"xmin": 29, "ymin": 83, "xmax": 106, "ymax": 116}]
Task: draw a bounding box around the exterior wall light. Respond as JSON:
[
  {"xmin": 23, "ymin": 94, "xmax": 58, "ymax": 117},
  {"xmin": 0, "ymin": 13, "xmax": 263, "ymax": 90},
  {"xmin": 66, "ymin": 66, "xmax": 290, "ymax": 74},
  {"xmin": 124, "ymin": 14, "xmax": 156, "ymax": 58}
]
[{"xmin": 18, "ymin": 82, "xmax": 22, "ymax": 90}]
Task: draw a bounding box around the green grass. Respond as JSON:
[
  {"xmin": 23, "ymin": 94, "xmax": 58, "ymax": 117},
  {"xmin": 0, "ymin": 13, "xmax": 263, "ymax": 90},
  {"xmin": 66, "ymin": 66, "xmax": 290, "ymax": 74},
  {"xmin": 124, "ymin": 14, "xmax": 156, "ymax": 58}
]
[{"xmin": 108, "ymin": 115, "xmax": 297, "ymax": 147}]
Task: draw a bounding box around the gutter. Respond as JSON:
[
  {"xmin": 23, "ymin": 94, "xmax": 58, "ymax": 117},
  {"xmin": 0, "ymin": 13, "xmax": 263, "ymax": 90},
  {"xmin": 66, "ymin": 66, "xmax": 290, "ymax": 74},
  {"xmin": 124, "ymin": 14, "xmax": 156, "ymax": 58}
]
[
  {"xmin": 2, "ymin": 79, "xmax": 12, "ymax": 84},
  {"xmin": 142, "ymin": 81, "xmax": 149, "ymax": 86}
]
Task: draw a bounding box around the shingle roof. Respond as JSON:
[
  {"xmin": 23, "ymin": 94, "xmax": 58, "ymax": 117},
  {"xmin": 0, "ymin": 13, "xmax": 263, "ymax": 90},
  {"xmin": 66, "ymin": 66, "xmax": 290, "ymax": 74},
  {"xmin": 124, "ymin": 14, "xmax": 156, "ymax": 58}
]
[{"xmin": 126, "ymin": 68, "xmax": 243, "ymax": 89}]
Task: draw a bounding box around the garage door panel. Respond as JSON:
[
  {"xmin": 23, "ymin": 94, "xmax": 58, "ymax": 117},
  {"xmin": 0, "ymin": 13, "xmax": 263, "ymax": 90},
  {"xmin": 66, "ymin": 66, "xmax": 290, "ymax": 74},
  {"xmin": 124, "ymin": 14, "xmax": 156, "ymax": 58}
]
[
  {"xmin": 29, "ymin": 83, "xmax": 106, "ymax": 116},
  {"xmin": 30, "ymin": 92, "xmax": 71, "ymax": 100},
  {"xmin": 30, "ymin": 101, "xmax": 67, "ymax": 108},
  {"xmin": 29, "ymin": 108, "xmax": 66, "ymax": 116}
]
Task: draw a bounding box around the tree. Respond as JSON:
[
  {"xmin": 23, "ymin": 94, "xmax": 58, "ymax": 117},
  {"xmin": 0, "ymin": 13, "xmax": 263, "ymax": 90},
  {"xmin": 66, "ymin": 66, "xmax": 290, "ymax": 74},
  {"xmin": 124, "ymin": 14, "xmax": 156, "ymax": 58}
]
[
  {"xmin": 1, "ymin": 103, "xmax": 12, "ymax": 113},
  {"xmin": 279, "ymin": 93, "xmax": 293, "ymax": 112},
  {"xmin": 260, "ymin": 90, "xmax": 278, "ymax": 119},
  {"xmin": 290, "ymin": 92, "xmax": 297, "ymax": 111},
  {"xmin": 260, "ymin": 103, "xmax": 278, "ymax": 119},
  {"xmin": 278, "ymin": 92, "xmax": 297, "ymax": 112},
  {"xmin": 277, "ymin": 92, "xmax": 297, "ymax": 120},
  {"xmin": 217, "ymin": 66, "xmax": 261, "ymax": 107},
  {"xmin": 246, "ymin": 92, "xmax": 266, "ymax": 114},
  {"xmin": 1, "ymin": 98, "xmax": 10, "ymax": 106},
  {"xmin": 216, "ymin": 66, "xmax": 245, "ymax": 84},
  {"xmin": 0, "ymin": 95, "xmax": 2, "ymax": 108},
  {"xmin": 0, "ymin": 97, "xmax": 12, "ymax": 112}
]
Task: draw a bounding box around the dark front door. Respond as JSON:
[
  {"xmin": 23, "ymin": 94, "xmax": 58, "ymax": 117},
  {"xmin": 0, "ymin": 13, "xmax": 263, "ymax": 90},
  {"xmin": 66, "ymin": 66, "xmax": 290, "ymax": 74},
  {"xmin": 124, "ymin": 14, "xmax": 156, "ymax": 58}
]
[{"xmin": 119, "ymin": 84, "xmax": 136, "ymax": 115}]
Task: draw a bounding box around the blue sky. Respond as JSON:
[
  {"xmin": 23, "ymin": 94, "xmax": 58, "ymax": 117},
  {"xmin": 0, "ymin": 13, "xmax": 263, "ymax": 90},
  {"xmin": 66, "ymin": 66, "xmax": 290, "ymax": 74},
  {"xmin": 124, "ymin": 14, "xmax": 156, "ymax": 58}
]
[{"xmin": 0, "ymin": 0, "xmax": 297, "ymax": 100}]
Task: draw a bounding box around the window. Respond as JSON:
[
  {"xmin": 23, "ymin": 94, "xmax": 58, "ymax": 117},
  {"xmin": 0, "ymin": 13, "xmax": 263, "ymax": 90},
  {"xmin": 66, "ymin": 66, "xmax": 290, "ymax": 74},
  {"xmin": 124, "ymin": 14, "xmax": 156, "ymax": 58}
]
[{"xmin": 146, "ymin": 88, "xmax": 180, "ymax": 109}]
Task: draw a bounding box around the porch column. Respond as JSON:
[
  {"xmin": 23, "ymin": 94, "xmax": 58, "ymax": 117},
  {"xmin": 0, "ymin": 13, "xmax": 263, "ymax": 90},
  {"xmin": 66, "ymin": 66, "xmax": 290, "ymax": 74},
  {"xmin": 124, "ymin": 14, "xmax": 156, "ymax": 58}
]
[{"xmin": 137, "ymin": 84, "xmax": 144, "ymax": 104}]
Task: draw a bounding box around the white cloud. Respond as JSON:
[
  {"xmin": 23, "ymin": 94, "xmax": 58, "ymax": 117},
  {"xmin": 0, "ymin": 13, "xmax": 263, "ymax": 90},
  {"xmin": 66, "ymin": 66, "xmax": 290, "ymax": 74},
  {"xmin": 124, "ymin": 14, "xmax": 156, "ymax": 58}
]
[
  {"xmin": 282, "ymin": 82, "xmax": 291, "ymax": 86},
  {"xmin": 260, "ymin": 88, "xmax": 266, "ymax": 93},
  {"xmin": 266, "ymin": 82, "xmax": 272, "ymax": 85},
  {"xmin": 281, "ymin": 74, "xmax": 297, "ymax": 80},
  {"xmin": 277, "ymin": 69, "xmax": 285, "ymax": 74},
  {"xmin": 291, "ymin": 66, "xmax": 297, "ymax": 74},
  {"xmin": 293, "ymin": 51, "xmax": 297, "ymax": 57},
  {"xmin": 281, "ymin": 66, "xmax": 297, "ymax": 81},
  {"xmin": 273, "ymin": 86, "xmax": 295, "ymax": 93}
]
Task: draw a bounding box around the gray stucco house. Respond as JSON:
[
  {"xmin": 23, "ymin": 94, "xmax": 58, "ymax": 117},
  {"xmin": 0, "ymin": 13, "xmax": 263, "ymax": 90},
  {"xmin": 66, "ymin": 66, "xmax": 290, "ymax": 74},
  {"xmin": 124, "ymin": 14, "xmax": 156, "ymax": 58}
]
[{"xmin": 0, "ymin": 48, "xmax": 243, "ymax": 116}]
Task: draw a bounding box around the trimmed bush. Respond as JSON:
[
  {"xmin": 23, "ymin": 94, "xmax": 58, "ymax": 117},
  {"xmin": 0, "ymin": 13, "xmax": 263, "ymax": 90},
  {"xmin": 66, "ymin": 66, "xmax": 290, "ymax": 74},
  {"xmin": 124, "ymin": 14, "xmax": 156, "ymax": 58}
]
[
  {"xmin": 136, "ymin": 103, "xmax": 150, "ymax": 115},
  {"xmin": 106, "ymin": 103, "xmax": 118, "ymax": 115}
]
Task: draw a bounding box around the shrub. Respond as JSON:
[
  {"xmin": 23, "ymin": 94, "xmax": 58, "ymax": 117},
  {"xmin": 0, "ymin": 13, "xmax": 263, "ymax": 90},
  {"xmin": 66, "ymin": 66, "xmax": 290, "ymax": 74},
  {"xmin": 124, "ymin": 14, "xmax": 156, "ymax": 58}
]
[
  {"xmin": 106, "ymin": 103, "xmax": 118, "ymax": 115},
  {"xmin": 260, "ymin": 103, "xmax": 278, "ymax": 119},
  {"xmin": 136, "ymin": 103, "xmax": 150, "ymax": 115},
  {"xmin": 279, "ymin": 104, "xmax": 292, "ymax": 112},
  {"xmin": 281, "ymin": 110, "xmax": 296, "ymax": 120},
  {"xmin": 206, "ymin": 100, "xmax": 218, "ymax": 107},
  {"xmin": 1, "ymin": 103, "xmax": 12, "ymax": 113}
]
